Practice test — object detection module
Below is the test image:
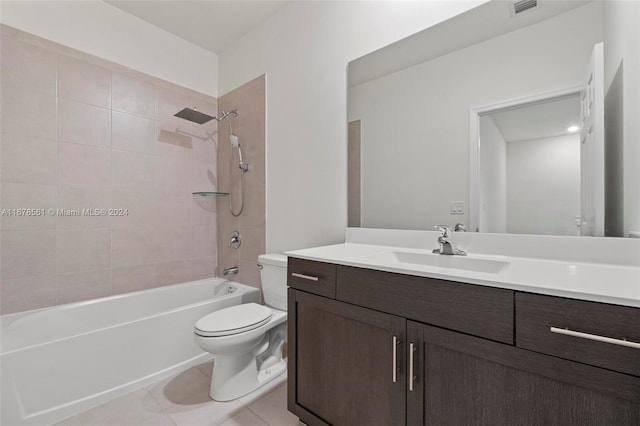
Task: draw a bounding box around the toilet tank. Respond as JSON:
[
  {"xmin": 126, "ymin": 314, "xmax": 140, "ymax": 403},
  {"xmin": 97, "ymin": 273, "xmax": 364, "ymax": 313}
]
[{"xmin": 258, "ymin": 254, "xmax": 288, "ymax": 311}]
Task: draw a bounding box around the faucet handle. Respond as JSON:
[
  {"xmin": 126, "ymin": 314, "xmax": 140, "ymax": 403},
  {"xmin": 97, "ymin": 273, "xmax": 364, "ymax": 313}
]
[
  {"xmin": 434, "ymin": 225, "xmax": 452, "ymax": 238},
  {"xmin": 454, "ymin": 223, "xmax": 466, "ymax": 232}
]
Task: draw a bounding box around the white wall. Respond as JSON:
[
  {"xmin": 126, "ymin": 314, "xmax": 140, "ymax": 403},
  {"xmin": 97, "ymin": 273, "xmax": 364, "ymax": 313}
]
[
  {"xmin": 507, "ymin": 134, "xmax": 581, "ymax": 236},
  {"xmin": 603, "ymin": 0, "xmax": 640, "ymax": 236},
  {"xmin": 217, "ymin": 1, "xmax": 487, "ymax": 252},
  {"xmin": 0, "ymin": 0, "xmax": 218, "ymax": 96},
  {"xmin": 479, "ymin": 116, "xmax": 507, "ymax": 233},
  {"xmin": 348, "ymin": 2, "xmax": 602, "ymax": 233}
]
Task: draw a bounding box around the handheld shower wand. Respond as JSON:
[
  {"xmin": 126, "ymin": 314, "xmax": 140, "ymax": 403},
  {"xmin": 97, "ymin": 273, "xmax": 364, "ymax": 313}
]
[{"xmin": 229, "ymin": 134, "xmax": 249, "ymax": 171}]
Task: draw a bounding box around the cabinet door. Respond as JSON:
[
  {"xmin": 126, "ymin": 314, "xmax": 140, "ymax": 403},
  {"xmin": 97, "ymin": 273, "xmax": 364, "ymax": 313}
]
[
  {"xmin": 408, "ymin": 323, "xmax": 640, "ymax": 426},
  {"xmin": 288, "ymin": 289, "xmax": 406, "ymax": 426}
]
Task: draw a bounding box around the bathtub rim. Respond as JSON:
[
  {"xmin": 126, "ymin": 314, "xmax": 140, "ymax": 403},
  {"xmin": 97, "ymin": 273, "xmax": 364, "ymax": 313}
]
[{"xmin": 1, "ymin": 278, "xmax": 260, "ymax": 356}]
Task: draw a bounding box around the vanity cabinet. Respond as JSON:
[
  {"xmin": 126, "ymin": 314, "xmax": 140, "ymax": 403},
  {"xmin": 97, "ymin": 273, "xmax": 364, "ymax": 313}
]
[
  {"xmin": 288, "ymin": 289, "xmax": 406, "ymax": 426},
  {"xmin": 287, "ymin": 258, "xmax": 640, "ymax": 426}
]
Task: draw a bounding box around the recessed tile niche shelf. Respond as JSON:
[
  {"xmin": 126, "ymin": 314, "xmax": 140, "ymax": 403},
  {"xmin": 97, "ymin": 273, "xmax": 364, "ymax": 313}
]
[{"xmin": 192, "ymin": 192, "xmax": 229, "ymax": 197}]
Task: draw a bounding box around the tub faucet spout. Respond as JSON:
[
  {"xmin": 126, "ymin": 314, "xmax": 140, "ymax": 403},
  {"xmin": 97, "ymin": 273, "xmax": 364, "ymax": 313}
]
[{"xmin": 223, "ymin": 266, "xmax": 238, "ymax": 276}]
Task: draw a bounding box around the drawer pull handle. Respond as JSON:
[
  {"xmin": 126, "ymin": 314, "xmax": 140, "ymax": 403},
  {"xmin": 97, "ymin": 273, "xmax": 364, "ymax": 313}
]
[
  {"xmin": 291, "ymin": 272, "xmax": 319, "ymax": 282},
  {"xmin": 409, "ymin": 342, "xmax": 416, "ymax": 392},
  {"xmin": 550, "ymin": 327, "xmax": 640, "ymax": 349},
  {"xmin": 392, "ymin": 336, "xmax": 401, "ymax": 383}
]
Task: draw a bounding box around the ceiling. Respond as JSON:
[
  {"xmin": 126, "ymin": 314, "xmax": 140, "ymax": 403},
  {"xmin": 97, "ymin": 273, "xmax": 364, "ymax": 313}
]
[
  {"xmin": 488, "ymin": 94, "xmax": 582, "ymax": 143},
  {"xmin": 105, "ymin": 0, "xmax": 291, "ymax": 54}
]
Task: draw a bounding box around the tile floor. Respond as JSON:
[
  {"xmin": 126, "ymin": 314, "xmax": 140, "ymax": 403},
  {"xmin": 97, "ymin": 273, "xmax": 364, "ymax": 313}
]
[{"xmin": 53, "ymin": 360, "xmax": 300, "ymax": 426}]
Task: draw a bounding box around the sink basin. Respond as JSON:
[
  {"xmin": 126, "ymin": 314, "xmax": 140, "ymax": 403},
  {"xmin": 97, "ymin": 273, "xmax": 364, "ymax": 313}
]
[{"xmin": 386, "ymin": 251, "xmax": 510, "ymax": 274}]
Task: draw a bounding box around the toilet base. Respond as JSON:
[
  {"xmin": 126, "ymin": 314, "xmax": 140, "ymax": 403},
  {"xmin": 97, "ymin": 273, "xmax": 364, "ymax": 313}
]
[
  {"xmin": 210, "ymin": 354, "xmax": 287, "ymax": 401},
  {"xmin": 209, "ymin": 322, "xmax": 287, "ymax": 401}
]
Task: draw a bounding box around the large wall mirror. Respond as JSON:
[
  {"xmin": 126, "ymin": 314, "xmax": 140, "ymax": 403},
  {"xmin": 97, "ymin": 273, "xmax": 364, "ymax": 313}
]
[{"xmin": 347, "ymin": 0, "xmax": 639, "ymax": 238}]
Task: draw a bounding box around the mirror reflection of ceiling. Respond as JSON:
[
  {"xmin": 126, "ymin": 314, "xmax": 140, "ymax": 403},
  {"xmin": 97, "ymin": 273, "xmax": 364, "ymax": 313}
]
[
  {"xmin": 349, "ymin": 0, "xmax": 591, "ymax": 88},
  {"xmin": 487, "ymin": 95, "xmax": 581, "ymax": 143}
]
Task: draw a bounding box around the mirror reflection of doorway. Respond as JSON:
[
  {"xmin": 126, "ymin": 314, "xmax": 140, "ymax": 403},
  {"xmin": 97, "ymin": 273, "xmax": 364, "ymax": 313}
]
[
  {"xmin": 476, "ymin": 43, "xmax": 605, "ymax": 237},
  {"xmin": 479, "ymin": 93, "xmax": 582, "ymax": 236}
]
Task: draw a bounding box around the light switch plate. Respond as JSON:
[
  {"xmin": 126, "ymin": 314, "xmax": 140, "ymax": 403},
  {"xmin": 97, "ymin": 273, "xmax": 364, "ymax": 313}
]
[{"xmin": 450, "ymin": 201, "xmax": 465, "ymax": 215}]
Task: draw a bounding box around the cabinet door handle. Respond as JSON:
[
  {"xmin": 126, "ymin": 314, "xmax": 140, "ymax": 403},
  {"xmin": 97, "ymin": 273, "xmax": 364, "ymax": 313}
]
[
  {"xmin": 392, "ymin": 336, "xmax": 401, "ymax": 383},
  {"xmin": 550, "ymin": 327, "xmax": 640, "ymax": 349},
  {"xmin": 409, "ymin": 342, "xmax": 416, "ymax": 391},
  {"xmin": 291, "ymin": 272, "xmax": 319, "ymax": 282}
]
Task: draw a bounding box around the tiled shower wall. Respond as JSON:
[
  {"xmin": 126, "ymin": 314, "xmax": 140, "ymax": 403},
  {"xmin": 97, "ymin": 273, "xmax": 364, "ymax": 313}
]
[
  {"xmin": 217, "ymin": 76, "xmax": 266, "ymax": 289},
  {"xmin": 0, "ymin": 25, "xmax": 219, "ymax": 314}
]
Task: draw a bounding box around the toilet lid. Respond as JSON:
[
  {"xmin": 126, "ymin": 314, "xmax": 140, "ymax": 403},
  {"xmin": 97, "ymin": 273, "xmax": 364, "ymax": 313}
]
[{"xmin": 195, "ymin": 303, "xmax": 273, "ymax": 337}]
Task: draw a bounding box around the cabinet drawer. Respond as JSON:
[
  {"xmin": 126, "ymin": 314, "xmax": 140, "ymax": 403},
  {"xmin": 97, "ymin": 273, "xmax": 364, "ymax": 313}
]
[
  {"xmin": 337, "ymin": 266, "xmax": 514, "ymax": 344},
  {"xmin": 516, "ymin": 293, "xmax": 640, "ymax": 377},
  {"xmin": 288, "ymin": 258, "xmax": 336, "ymax": 299}
]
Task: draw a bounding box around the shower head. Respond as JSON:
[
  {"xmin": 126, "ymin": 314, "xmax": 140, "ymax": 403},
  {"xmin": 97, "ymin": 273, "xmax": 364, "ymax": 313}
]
[
  {"xmin": 230, "ymin": 134, "xmax": 240, "ymax": 148},
  {"xmin": 174, "ymin": 107, "xmax": 216, "ymax": 124}
]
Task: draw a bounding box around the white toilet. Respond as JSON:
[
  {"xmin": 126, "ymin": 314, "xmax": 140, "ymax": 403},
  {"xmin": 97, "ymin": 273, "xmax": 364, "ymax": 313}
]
[{"xmin": 194, "ymin": 254, "xmax": 288, "ymax": 401}]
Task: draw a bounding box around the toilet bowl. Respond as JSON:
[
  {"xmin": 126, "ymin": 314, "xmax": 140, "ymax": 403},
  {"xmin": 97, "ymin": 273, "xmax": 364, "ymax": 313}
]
[{"xmin": 194, "ymin": 254, "xmax": 288, "ymax": 401}]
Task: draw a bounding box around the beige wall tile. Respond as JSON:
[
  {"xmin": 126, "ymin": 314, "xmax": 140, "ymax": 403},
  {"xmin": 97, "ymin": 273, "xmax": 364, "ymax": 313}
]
[
  {"xmin": 218, "ymin": 75, "xmax": 266, "ymax": 289},
  {"xmin": 110, "ymin": 187, "xmax": 155, "ymax": 230},
  {"xmin": 112, "ymin": 111, "xmax": 155, "ymax": 154},
  {"xmin": 243, "ymin": 185, "xmax": 266, "ymax": 228},
  {"xmin": 1, "ymin": 229, "xmax": 56, "ymax": 280},
  {"xmin": 56, "ymin": 185, "xmax": 111, "ymax": 229},
  {"xmin": 191, "ymin": 196, "xmax": 217, "ymax": 225},
  {"xmin": 0, "ymin": 274, "xmax": 57, "ymax": 314},
  {"xmin": 192, "ymin": 257, "xmax": 216, "ymax": 280},
  {"xmin": 192, "ymin": 224, "xmax": 217, "ymax": 258},
  {"xmin": 155, "ymin": 85, "xmax": 191, "ymax": 120},
  {"xmin": 57, "ymin": 99, "xmax": 111, "ymax": 147},
  {"xmin": 112, "ymin": 264, "xmax": 157, "ymax": 294},
  {"xmin": 111, "ymin": 228, "xmax": 156, "ymax": 268},
  {"xmin": 58, "ymin": 269, "xmax": 111, "ymax": 304},
  {"xmin": 112, "ymin": 73, "xmax": 155, "ymax": 118},
  {"xmin": 155, "ymin": 260, "xmax": 192, "ymax": 287},
  {"xmin": 0, "ymin": 86, "xmax": 56, "ymax": 140},
  {"xmin": 111, "ymin": 150, "xmax": 155, "ymax": 188},
  {"xmin": 57, "ymin": 229, "xmax": 110, "ymax": 274},
  {"xmin": 1, "ymin": 134, "xmax": 57, "ymax": 184},
  {"xmin": 58, "ymin": 143, "xmax": 111, "ymax": 187},
  {"xmin": 58, "ymin": 55, "xmax": 111, "ymax": 108},
  {"xmin": 154, "ymin": 193, "xmax": 190, "ymax": 226},
  {"xmin": 191, "ymin": 159, "xmax": 217, "ymax": 194},
  {"xmin": 154, "ymin": 226, "xmax": 191, "ymax": 262},
  {"xmin": 0, "ymin": 182, "xmax": 57, "ymax": 230},
  {"xmin": 0, "ymin": 26, "xmax": 224, "ymax": 314},
  {"xmin": 155, "ymin": 144, "xmax": 192, "ymax": 196},
  {"xmin": 0, "ymin": 35, "xmax": 56, "ymax": 95}
]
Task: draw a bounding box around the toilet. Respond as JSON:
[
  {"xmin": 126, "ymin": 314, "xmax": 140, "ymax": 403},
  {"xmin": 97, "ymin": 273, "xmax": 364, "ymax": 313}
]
[{"xmin": 194, "ymin": 254, "xmax": 288, "ymax": 401}]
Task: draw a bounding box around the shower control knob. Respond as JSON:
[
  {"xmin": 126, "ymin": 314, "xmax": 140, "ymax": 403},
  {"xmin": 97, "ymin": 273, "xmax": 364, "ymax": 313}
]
[{"xmin": 230, "ymin": 230, "xmax": 241, "ymax": 249}]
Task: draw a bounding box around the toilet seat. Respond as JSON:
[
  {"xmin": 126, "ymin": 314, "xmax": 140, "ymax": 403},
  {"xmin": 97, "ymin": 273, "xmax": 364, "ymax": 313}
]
[{"xmin": 195, "ymin": 303, "xmax": 273, "ymax": 337}]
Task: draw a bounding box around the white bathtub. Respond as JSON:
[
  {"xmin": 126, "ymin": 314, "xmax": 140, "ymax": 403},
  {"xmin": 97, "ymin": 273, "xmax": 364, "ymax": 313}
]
[{"xmin": 0, "ymin": 278, "xmax": 260, "ymax": 426}]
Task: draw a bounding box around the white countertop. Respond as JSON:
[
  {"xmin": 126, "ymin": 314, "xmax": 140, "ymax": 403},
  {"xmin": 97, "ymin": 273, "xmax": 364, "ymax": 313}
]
[{"xmin": 285, "ymin": 242, "xmax": 640, "ymax": 308}]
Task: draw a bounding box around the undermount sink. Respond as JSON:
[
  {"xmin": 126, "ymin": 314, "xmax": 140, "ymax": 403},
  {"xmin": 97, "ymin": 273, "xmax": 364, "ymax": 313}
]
[{"xmin": 385, "ymin": 251, "xmax": 510, "ymax": 274}]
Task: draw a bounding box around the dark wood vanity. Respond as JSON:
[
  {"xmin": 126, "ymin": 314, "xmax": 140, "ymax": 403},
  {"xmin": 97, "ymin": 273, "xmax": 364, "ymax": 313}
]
[{"xmin": 287, "ymin": 257, "xmax": 640, "ymax": 426}]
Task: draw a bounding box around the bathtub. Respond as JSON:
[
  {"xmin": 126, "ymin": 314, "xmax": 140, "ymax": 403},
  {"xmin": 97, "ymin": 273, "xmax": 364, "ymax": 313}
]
[{"xmin": 0, "ymin": 278, "xmax": 260, "ymax": 426}]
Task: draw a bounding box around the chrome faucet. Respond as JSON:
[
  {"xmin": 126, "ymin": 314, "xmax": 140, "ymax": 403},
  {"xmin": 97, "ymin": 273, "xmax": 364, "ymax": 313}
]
[
  {"xmin": 432, "ymin": 225, "xmax": 466, "ymax": 256},
  {"xmin": 223, "ymin": 266, "xmax": 239, "ymax": 276}
]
